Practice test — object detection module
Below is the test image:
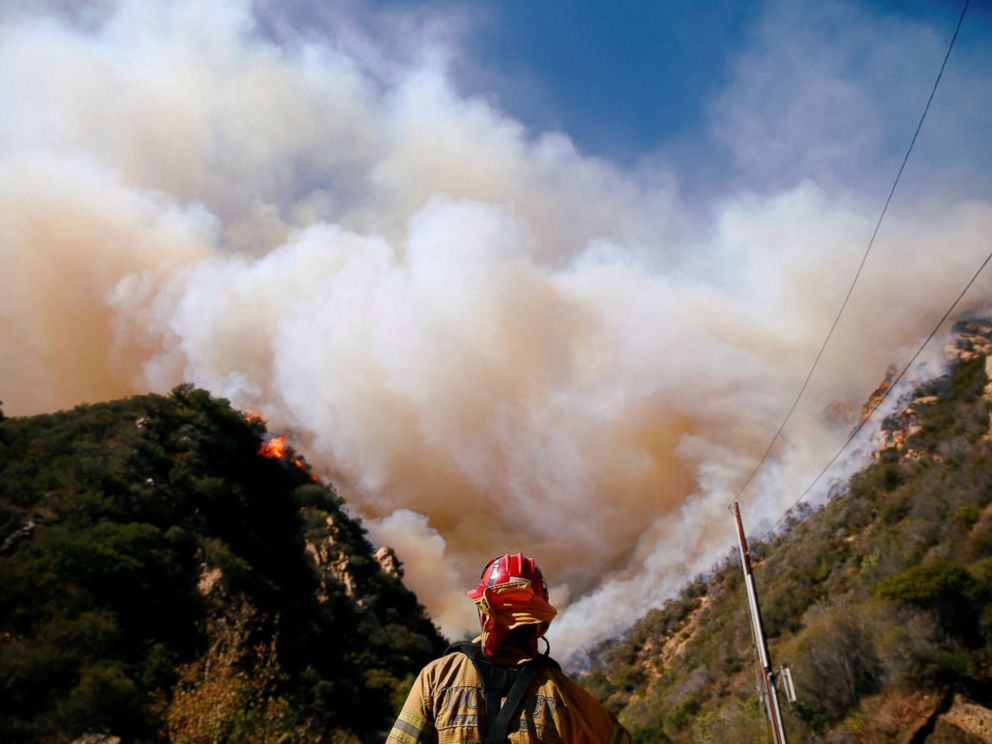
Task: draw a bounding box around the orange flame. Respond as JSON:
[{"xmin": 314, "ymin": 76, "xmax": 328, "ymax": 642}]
[
  {"xmin": 257, "ymin": 434, "xmax": 321, "ymax": 483},
  {"xmin": 259, "ymin": 435, "xmax": 287, "ymax": 459},
  {"xmin": 244, "ymin": 408, "xmax": 266, "ymax": 426}
]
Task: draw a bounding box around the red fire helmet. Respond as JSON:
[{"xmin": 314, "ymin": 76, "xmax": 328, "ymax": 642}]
[{"xmin": 466, "ymin": 552, "xmax": 549, "ymax": 601}]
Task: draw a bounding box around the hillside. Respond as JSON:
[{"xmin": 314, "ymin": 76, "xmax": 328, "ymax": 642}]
[
  {"xmin": 6, "ymin": 341, "xmax": 992, "ymax": 744},
  {"xmin": 0, "ymin": 385, "xmax": 445, "ymax": 743},
  {"xmin": 585, "ymin": 326, "xmax": 992, "ymax": 742}
]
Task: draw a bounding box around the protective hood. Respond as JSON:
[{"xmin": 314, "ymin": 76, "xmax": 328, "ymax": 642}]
[{"xmin": 472, "ymin": 581, "xmax": 557, "ymax": 663}]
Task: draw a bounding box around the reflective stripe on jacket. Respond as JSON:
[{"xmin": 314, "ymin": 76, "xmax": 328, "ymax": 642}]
[{"xmin": 386, "ymin": 651, "xmax": 632, "ymax": 744}]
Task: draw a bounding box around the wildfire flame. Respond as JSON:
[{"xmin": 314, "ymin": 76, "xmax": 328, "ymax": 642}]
[
  {"xmin": 259, "ymin": 434, "xmax": 288, "ymax": 459},
  {"xmin": 258, "ymin": 434, "xmax": 320, "ymax": 483},
  {"xmin": 244, "ymin": 408, "xmax": 266, "ymax": 427}
]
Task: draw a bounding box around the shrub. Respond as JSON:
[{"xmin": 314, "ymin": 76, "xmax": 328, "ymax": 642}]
[
  {"xmin": 67, "ymin": 661, "xmax": 144, "ymax": 736},
  {"xmin": 875, "ymin": 561, "xmax": 978, "ymax": 643},
  {"xmin": 780, "ymin": 601, "xmax": 883, "ymax": 723},
  {"xmin": 965, "ymin": 515, "xmax": 992, "ymax": 561},
  {"xmin": 779, "ymin": 598, "xmax": 959, "ymax": 727},
  {"xmin": 166, "ymin": 606, "xmax": 303, "ymax": 744},
  {"xmin": 692, "ymin": 699, "xmax": 767, "ymax": 743}
]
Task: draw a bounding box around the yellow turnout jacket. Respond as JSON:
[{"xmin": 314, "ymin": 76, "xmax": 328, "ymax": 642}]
[{"xmin": 386, "ymin": 649, "xmax": 632, "ymax": 744}]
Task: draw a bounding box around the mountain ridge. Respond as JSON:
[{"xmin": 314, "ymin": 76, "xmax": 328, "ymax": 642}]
[
  {"xmin": 583, "ymin": 322, "xmax": 992, "ymax": 742},
  {"xmin": 0, "ymin": 384, "xmax": 445, "ymax": 743}
]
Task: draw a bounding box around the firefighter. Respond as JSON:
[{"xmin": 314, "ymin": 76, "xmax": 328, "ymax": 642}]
[{"xmin": 387, "ymin": 552, "xmax": 632, "ymax": 744}]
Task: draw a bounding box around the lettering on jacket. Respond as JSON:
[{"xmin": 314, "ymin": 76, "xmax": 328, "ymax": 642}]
[{"xmin": 433, "ymin": 686, "xmax": 563, "ymax": 740}]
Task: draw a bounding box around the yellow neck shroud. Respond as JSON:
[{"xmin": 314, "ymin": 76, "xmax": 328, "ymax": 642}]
[{"xmin": 473, "ymin": 581, "xmax": 557, "ymax": 663}]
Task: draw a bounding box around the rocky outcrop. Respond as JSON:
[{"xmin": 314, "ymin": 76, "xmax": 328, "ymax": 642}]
[
  {"xmin": 928, "ymin": 695, "xmax": 992, "ymax": 743},
  {"xmin": 197, "ymin": 564, "xmax": 224, "ymax": 596},
  {"xmin": 304, "ymin": 514, "xmax": 357, "ymax": 601},
  {"xmin": 872, "ymin": 320, "xmax": 992, "ymax": 462},
  {"xmin": 944, "ymin": 320, "xmax": 992, "ymax": 363},
  {"xmin": 653, "ymin": 595, "xmax": 711, "ymax": 677},
  {"xmin": 374, "ymin": 545, "xmax": 403, "ymax": 578},
  {"xmin": 873, "ymin": 393, "xmax": 937, "ymax": 463},
  {"xmin": 863, "ymin": 366, "xmax": 899, "ymax": 424}
]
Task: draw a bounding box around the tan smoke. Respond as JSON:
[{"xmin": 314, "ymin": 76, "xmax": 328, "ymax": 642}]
[{"xmin": 2, "ymin": 1, "xmax": 990, "ymax": 654}]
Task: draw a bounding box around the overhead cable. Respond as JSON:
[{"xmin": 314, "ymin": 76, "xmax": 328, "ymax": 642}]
[
  {"xmin": 731, "ymin": 0, "xmax": 972, "ymax": 507},
  {"xmin": 764, "ymin": 244, "xmax": 992, "ymax": 538}
]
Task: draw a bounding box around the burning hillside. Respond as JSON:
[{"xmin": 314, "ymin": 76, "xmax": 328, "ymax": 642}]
[
  {"xmin": 584, "ymin": 342, "xmax": 992, "ymax": 742},
  {"xmin": 0, "ymin": 386, "xmax": 445, "ymax": 741},
  {"xmin": 258, "ymin": 433, "xmax": 320, "ymax": 482}
]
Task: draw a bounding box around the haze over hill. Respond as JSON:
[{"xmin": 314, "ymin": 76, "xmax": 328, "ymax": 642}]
[
  {"xmin": 585, "ymin": 326, "xmax": 992, "ymax": 742},
  {"xmin": 2, "ymin": 0, "xmax": 991, "ymax": 654}
]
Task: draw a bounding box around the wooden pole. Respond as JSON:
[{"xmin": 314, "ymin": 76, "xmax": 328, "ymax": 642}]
[{"xmin": 732, "ymin": 501, "xmax": 788, "ymax": 744}]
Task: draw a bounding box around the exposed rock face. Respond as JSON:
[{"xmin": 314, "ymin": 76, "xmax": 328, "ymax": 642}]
[
  {"xmin": 197, "ymin": 564, "xmax": 224, "ymax": 596},
  {"xmin": 374, "ymin": 546, "xmax": 403, "ymax": 578},
  {"xmin": 873, "ymin": 393, "xmax": 936, "ymax": 463},
  {"xmin": 654, "ymin": 596, "xmax": 711, "ymax": 677},
  {"xmin": 304, "ymin": 515, "xmax": 357, "ymax": 601},
  {"xmin": 944, "ymin": 320, "xmax": 992, "ymax": 363},
  {"xmin": 929, "ymin": 695, "xmax": 992, "ymax": 743},
  {"xmin": 871, "ymin": 320, "xmax": 992, "ymax": 462},
  {"xmin": 863, "ymin": 366, "xmax": 899, "ymax": 424}
]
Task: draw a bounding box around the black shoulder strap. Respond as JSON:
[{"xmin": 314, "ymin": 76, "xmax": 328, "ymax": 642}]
[
  {"xmin": 444, "ymin": 642, "xmax": 559, "ymax": 743},
  {"xmin": 445, "ymin": 642, "xmax": 504, "ymax": 736},
  {"xmin": 486, "ymin": 664, "xmax": 540, "ymax": 744}
]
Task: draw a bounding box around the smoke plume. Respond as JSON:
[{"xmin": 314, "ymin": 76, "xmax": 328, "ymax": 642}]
[{"xmin": 2, "ymin": 0, "xmax": 990, "ymax": 654}]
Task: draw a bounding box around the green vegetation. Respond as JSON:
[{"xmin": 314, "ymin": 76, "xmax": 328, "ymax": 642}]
[
  {"xmin": 0, "ymin": 385, "xmax": 445, "ymax": 742},
  {"xmin": 586, "ymin": 355, "xmax": 992, "ymax": 742},
  {"xmin": 7, "ymin": 344, "xmax": 991, "ymax": 741}
]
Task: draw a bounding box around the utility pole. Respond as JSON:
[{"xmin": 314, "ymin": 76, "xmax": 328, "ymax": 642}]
[{"xmin": 732, "ymin": 502, "xmax": 788, "ymax": 744}]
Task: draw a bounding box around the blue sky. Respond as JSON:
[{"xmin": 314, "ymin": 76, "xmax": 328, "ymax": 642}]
[
  {"xmin": 344, "ymin": 0, "xmax": 992, "ymax": 196},
  {"xmin": 458, "ymin": 2, "xmax": 757, "ymax": 159},
  {"xmin": 250, "ymin": 0, "xmax": 992, "ymax": 205},
  {"xmin": 361, "ymin": 3, "xmax": 982, "ymax": 150},
  {"xmin": 457, "ymin": 1, "xmax": 760, "ymax": 162}
]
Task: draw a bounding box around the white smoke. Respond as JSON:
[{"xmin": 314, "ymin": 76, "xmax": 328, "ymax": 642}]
[{"xmin": 1, "ymin": 0, "xmax": 990, "ymax": 655}]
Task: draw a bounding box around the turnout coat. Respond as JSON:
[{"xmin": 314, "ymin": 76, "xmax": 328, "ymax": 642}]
[{"xmin": 386, "ymin": 648, "xmax": 632, "ymax": 744}]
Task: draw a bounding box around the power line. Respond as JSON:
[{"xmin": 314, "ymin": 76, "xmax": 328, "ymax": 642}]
[
  {"xmin": 731, "ymin": 0, "xmax": 972, "ymax": 507},
  {"xmin": 764, "ymin": 244, "xmax": 992, "ymax": 538}
]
